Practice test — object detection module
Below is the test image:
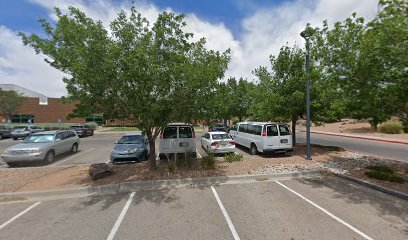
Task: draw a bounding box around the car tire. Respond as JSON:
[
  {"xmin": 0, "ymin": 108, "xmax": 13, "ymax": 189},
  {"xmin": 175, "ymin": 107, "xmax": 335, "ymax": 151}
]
[
  {"xmin": 250, "ymin": 143, "xmax": 258, "ymax": 155},
  {"xmin": 71, "ymin": 143, "xmax": 78, "ymax": 153},
  {"xmin": 7, "ymin": 162, "xmax": 18, "ymax": 168},
  {"xmin": 12, "ymin": 137, "xmax": 18, "ymax": 140},
  {"xmin": 44, "ymin": 151, "xmax": 55, "ymax": 164},
  {"xmin": 0, "ymin": 134, "xmax": 3, "ymax": 140}
]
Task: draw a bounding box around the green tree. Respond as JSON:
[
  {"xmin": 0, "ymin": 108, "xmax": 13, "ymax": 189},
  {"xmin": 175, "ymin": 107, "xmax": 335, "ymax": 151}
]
[
  {"xmin": 228, "ymin": 77, "xmax": 254, "ymax": 122},
  {"xmin": 20, "ymin": 6, "xmax": 230, "ymax": 169},
  {"xmin": 0, "ymin": 89, "xmax": 24, "ymax": 121}
]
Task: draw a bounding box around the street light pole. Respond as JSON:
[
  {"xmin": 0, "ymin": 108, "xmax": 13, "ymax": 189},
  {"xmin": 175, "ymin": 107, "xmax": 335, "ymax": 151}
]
[{"xmin": 300, "ymin": 29, "xmax": 313, "ymax": 160}]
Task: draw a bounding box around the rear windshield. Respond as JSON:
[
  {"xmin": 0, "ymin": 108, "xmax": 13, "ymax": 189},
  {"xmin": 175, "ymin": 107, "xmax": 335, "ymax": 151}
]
[
  {"xmin": 179, "ymin": 126, "xmax": 193, "ymax": 138},
  {"xmin": 279, "ymin": 125, "xmax": 290, "ymax": 136},
  {"xmin": 23, "ymin": 134, "xmax": 54, "ymax": 143},
  {"xmin": 163, "ymin": 127, "xmax": 177, "ymax": 139},
  {"xmin": 117, "ymin": 135, "xmax": 144, "ymax": 144},
  {"xmin": 212, "ymin": 134, "xmax": 231, "ymax": 140},
  {"xmin": 266, "ymin": 125, "xmax": 279, "ymax": 136}
]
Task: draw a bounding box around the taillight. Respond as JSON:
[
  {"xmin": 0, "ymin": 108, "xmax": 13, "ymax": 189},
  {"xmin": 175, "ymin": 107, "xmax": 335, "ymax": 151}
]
[
  {"xmin": 229, "ymin": 141, "xmax": 235, "ymax": 145},
  {"xmin": 262, "ymin": 129, "xmax": 266, "ymax": 137},
  {"xmin": 211, "ymin": 142, "xmax": 218, "ymax": 146}
]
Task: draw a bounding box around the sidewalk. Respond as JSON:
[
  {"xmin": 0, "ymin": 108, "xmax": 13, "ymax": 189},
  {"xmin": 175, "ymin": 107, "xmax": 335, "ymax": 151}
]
[{"xmin": 305, "ymin": 130, "xmax": 408, "ymax": 145}]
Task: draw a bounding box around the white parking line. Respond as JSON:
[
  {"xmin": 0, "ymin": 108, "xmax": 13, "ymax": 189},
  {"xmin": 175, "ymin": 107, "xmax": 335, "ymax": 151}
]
[
  {"xmin": 0, "ymin": 202, "xmax": 41, "ymax": 230},
  {"xmin": 275, "ymin": 181, "xmax": 374, "ymax": 240},
  {"xmin": 106, "ymin": 192, "xmax": 135, "ymax": 240},
  {"xmin": 211, "ymin": 186, "xmax": 240, "ymax": 240},
  {"xmin": 51, "ymin": 148, "xmax": 95, "ymax": 166}
]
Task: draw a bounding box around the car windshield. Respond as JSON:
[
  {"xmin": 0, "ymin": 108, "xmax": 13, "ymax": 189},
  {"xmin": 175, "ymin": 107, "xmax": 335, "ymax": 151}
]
[
  {"xmin": 23, "ymin": 134, "xmax": 54, "ymax": 143},
  {"xmin": 70, "ymin": 126, "xmax": 83, "ymax": 129},
  {"xmin": 13, "ymin": 126, "xmax": 28, "ymax": 131},
  {"xmin": 212, "ymin": 133, "xmax": 231, "ymax": 140},
  {"xmin": 117, "ymin": 135, "xmax": 144, "ymax": 144}
]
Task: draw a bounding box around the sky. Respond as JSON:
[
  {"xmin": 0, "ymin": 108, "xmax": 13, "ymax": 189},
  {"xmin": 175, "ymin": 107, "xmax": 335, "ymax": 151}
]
[{"xmin": 0, "ymin": 0, "xmax": 379, "ymax": 97}]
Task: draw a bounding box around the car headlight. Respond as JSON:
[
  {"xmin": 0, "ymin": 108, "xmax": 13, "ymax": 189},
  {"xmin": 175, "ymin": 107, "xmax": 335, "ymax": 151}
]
[{"xmin": 129, "ymin": 149, "xmax": 142, "ymax": 154}]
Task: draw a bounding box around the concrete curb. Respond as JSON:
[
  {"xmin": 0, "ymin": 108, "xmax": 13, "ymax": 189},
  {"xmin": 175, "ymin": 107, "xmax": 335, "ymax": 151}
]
[
  {"xmin": 333, "ymin": 172, "xmax": 408, "ymax": 201},
  {"xmin": 307, "ymin": 130, "xmax": 408, "ymax": 145},
  {"xmin": 0, "ymin": 170, "xmax": 323, "ymax": 201}
]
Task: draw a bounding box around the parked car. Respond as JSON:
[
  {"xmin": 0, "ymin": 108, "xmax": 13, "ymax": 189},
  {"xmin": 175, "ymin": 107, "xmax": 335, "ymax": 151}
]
[
  {"xmin": 0, "ymin": 125, "xmax": 12, "ymax": 140},
  {"xmin": 229, "ymin": 122, "xmax": 293, "ymax": 155},
  {"xmin": 208, "ymin": 123, "xmax": 227, "ymax": 132},
  {"xmin": 1, "ymin": 130, "xmax": 80, "ymax": 167},
  {"xmin": 69, "ymin": 125, "xmax": 94, "ymax": 137},
  {"xmin": 110, "ymin": 132, "xmax": 150, "ymax": 163},
  {"xmin": 201, "ymin": 131, "xmax": 235, "ymax": 154},
  {"xmin": 159, "ymin": 123, "xmax": 197, "ymax": 159},
  {"xmin": 11, "ymin": 125, "xmax": 45, "ymax": 140}
]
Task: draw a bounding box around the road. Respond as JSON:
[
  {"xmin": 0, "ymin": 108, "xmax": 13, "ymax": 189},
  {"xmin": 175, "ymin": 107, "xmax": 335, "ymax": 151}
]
[
  {"xmin": 1, "ymin": 176, "xmax": 407, "ymax": 240},
  {"xmin": 296, "ymin": 132, "xmax": 408, "ymax": 162}
]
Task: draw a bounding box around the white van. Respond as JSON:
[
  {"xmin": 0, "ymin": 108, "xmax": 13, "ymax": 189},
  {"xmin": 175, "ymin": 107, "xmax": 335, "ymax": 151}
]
[
  {"xmin": 229, "ymin": 122, "xmax": 293, "ymax": 155},
  {"xmin": 159, "ymin": 123, "xmax": 197, "ymax": 159}
]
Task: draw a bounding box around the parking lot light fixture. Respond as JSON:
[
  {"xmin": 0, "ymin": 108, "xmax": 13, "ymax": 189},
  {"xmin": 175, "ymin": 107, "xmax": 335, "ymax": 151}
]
[{"xmin": 300, "ymin": 27, "xmax": 314, "ymax": 160}]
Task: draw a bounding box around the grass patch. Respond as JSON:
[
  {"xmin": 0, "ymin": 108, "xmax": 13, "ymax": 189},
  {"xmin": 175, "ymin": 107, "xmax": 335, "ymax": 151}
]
[
  {"xmin": 201, "ymin": 154, "xmax": 216, "ymax": 169},
  {"xmin": 102, "ymin": 127, "xmax": 140, "ymax": 132},
  {"xmin": 379, "ymin": 120, "xmax": 403, "ymax": 134},
  {"xmin": 365, "ymin": 165, "xmax": 405, "ymax": 183},
  {"xmin": 224, "ymin": 153, "xmax": 243, "ymax": 163},
  {"xmin": 312, "ymin": 144, "xmax": 346, "ymax": 152}
]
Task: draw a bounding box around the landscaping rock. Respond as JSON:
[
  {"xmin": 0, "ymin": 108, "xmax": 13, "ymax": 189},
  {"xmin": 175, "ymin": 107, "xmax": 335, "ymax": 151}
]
[{"xmin": 89, "ymin": 163, "xmax": 113, "ymax": 181}]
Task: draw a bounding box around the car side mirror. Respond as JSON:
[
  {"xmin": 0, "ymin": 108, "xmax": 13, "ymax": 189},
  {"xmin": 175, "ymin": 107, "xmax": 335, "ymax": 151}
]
[{"xmin": 56, "ymin": 138, "xmax": 62, "ymax": 142}]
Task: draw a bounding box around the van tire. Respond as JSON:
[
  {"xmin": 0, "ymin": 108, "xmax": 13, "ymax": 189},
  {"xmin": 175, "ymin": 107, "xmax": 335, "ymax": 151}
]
[{"xmin": 250, "ymin": 143, "xmax": 258, "ymax": 155}]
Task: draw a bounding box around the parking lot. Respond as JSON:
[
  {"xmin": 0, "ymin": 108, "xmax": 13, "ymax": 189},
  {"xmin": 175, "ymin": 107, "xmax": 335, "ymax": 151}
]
[
  {"xmin": 0, "ymin": 131, "xmax": 253, "ymax": 168},
  {"xmin": 1, "ymin": 176, "xmax": 407, "ymax": 240}
]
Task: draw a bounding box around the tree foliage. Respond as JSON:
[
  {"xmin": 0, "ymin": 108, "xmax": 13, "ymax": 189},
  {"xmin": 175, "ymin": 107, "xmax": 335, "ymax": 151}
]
[
  {"xmin": 20, "ymin": 6, "xmax": 230, "ymax": 169},
  {"xmin": 0, "ymin": 89, "xmax": 24, "ymax": 121}
]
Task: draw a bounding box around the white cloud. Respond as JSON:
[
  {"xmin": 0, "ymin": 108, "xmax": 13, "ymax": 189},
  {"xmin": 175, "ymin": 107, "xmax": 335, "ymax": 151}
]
[{"xmin": 0, "ymin": 0, "xmax": 378, "ymax": 97}]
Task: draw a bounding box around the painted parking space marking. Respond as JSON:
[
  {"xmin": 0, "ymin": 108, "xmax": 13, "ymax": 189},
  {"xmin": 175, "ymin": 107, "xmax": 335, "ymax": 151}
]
[
  {"xmin": 106, "ymin": 192, "xmax": 135, "ymax": 240},
  {"xmin": 51, "ymin": 148, "xmax": 95, "ymax": 166},
  {"xmin": 0, "ymin": 202, "xmax": 41, "ymax": 230},
  {"xmin": 211, "ymin": 186, "xmax": 241, "ymax": 240},
  {"xmin": 275, "ymin": 181, "xmax": 374, "ymax": 240}
]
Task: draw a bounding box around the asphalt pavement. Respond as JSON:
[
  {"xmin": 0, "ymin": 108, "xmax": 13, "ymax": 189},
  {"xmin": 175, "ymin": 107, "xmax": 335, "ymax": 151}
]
[
  {"xmin": 296, "ymin": 131, "xmax": 408, "ymax": 162},
  {"xmin": 1, "ymin": 176, "xmax": 407, "ymax": 240}
]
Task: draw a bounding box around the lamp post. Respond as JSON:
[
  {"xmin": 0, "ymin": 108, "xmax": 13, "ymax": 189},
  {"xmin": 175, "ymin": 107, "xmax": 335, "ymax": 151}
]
[{"xmin": 300, "ymin": 28, "xmax": 313, "ymax": 160}]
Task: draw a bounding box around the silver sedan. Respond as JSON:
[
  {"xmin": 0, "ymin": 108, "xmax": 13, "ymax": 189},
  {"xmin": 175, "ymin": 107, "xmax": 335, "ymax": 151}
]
[
  {"xmin": 201, "ymin": 132, "xmax": 235, "ymax": 154},
  {"xmin": 1, "ymin": 130, "xmax": 80, "ymax": 167}
]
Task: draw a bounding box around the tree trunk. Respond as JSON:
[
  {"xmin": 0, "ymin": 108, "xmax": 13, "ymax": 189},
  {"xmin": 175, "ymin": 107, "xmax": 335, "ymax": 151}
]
[
  {"xmin": 239, "ymin": 116, "xmax": 242, "ymax": 122},
  {"xmin": 146, "ymin": 127, "xmax": 160, "ymax": 170},
  {"xmin": 291, "ymin": 117, "xmax": 297, "ymax": 146}
]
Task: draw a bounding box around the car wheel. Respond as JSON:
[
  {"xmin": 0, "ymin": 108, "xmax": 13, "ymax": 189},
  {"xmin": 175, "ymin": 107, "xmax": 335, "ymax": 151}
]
[
  {"xmin": 7, "ymin": 162, "xmax": 18, "ymax": 168},
  {"xmin": 71, "ymin": 143, "xmax": 78, "ymax": 153},
  {"xmin": 44, "ymin": 151, "xmax": 55, "ymax": 164},
  {"xmin": 0, "ymin": 134, "xmax": 3, "ymax": 140},
  {"xmin": 12, "ymin": 137, "xmax": 18, "ymax": 140},
  {"xmin": 250, "ymin": 143, "xmax": 258, "ymax": 155}
]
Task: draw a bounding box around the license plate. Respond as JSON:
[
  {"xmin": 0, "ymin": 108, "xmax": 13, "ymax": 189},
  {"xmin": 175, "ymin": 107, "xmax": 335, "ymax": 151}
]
[
  {"xmin": 179, "ymin": 142, "xmax": 189, "ymax": 147},
  {"xmin": 281, "ymin": 139, "xmax": 288, "ymax": 143}
]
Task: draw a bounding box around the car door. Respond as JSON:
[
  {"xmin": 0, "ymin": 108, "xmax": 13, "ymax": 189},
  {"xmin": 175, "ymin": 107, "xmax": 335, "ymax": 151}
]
[
  {"xmin": 178, "ymin": 126, "xmax": 195, "ymax": 153},
  {"xmin": 264, "ymin": 125, "xmax": 280, "ymax": 150},
  {"xmin": 160, "ymin": 126, "xmax": 178, "ymax": 153},
  {"xmin": 54, "ymin": 132, "xmax": 66, "ymax": 155},
  {"xmin": 63, "ymin": 131, "xmax": 76, "ymax": 153},
  {"xmin": 278, "ymin": 124, "xmax": 292, "ymax": 148}
]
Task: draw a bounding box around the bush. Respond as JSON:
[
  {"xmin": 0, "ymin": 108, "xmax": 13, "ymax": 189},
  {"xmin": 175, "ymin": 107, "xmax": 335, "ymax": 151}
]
[
  {"xmin": 367, "ymin": 165, "xmax": 394, "ymax": 174},
  {"xmin": 86, "ymin": 122, "xmax": 98, "ymax": 129},
  {"xmin": 224, "ymin": 153, "xmax": 243, "ymax": 163},
  {"xmin": 201, "ymin": 154, "xmax": 215, "ymax": 169},
  {"xmin": 378, "ymin": 120, "xmax": 403, "ymax": 134}
]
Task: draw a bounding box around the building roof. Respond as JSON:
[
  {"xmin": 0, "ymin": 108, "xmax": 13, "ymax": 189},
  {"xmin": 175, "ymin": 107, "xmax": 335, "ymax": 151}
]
[{"xmin": 0, "ymin": 84, "xmax": 48, "ymax": 105}]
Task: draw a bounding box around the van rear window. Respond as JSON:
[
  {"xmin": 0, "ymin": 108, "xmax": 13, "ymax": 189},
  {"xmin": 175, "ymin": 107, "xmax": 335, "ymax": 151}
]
[
  {"xmin": 266, "ymin": 125, "xmax": 279, "ymax": 136},
  {"xmin": 179, "ymin": 127, "xmax": 193, "ymax": 138},
  {"xmin": 279, "ymin": 125, "xmax": 290, "ymax": 136},
  {"xmin": 163, "ymin": 127, "xmax": 177, "ymax": 139}
]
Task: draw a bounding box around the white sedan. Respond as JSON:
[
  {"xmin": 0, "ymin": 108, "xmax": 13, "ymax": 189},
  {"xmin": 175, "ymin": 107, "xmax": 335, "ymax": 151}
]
[{"xmin": 201, "ymin": 132, "xmax": 235, "ymax": 154}]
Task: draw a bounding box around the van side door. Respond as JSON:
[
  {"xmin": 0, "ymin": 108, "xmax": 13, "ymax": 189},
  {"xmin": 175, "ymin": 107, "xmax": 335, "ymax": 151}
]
[
  {"xmin": 278, "ymin": 124, "xmax": 292, "ymax": 148},
  {"xmin": 264, "ymin": 125, "xmax": 280, "ymax": 150}
]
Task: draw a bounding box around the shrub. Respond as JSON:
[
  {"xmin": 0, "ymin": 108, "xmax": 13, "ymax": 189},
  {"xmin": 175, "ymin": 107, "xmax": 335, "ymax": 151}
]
[
  {"xmin": 201, "ymin": 154, "xmax": 215, "ymax": 169},
  {"xmin": 86, "ymin": 122, "xmax": 98, "ymax": 129},
  {"xmin": 367, "ymin": 165, "xmax": 394, "ymax": 174},
  {"xmin": 224, "ymin": 153, "xmax": 243, "ymax": 163},
  {"xmin": 378, "ymin": 120, "xmax": 403, "ymax": 134},
  {"xmin": 167, "ymin": 154, "xmax": 177, "ymax": 173}
]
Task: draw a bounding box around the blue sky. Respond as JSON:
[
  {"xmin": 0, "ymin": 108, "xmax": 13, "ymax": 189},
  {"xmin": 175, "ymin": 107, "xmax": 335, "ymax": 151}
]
[{"xmin": 0, "ymin": 0, "xmax": 378, "ymax": 97}]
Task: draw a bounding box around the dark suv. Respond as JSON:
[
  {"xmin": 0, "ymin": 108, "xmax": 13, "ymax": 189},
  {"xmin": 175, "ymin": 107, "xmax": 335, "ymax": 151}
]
[
  {"xmin": 69, "ymin": 125, "xmax": 94, "ymax": 137},
  {"xmin": 0, "ymin": 125, "xmax": 12, "ymax": 140}
]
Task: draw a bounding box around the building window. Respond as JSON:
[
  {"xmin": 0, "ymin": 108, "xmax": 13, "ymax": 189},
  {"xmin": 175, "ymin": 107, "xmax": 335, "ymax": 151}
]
[
  {"xmin": 85, "ymin": 114, "xmax": 104, "ymax": 125},
  {"xmin": 10, "ymin": 114, "xmax": 35, "ymax": 124}
]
